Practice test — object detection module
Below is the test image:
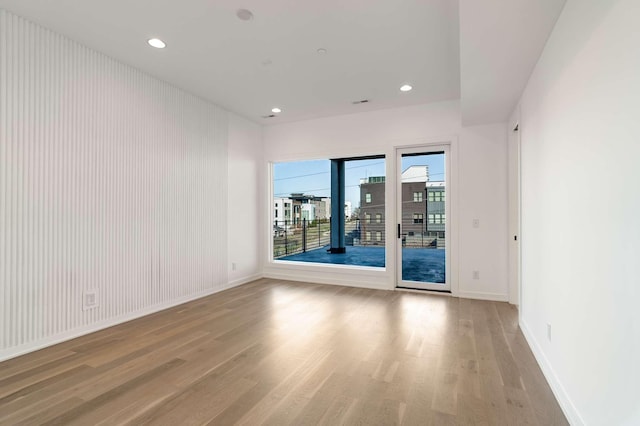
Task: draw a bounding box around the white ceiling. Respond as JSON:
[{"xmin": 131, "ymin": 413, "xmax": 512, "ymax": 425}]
[
  {"xmin": 0, "ymin": 0, "xmax": 565, "ymax": 125},
  {"xmin": 459, "ymin": 0, "xmax": 566, "ymax": 125}
]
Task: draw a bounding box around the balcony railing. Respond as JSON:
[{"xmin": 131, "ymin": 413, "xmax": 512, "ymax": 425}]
[{"xmin": 273, "ymin": 218, "xmax": 444, "ymax": 259}]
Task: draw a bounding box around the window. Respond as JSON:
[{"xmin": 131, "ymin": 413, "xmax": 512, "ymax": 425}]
[
  {"xmin": 408, "ymin": 231, "xmax": 415, "ymax": 236},
  {"xmin": 430, "ymin": 214, "xmax": 445, "ymax": 224},
  {"xmin": 413, "ymin": 192, "xmax": 423, "ymax": 202},
  {"xmin": 428, "ymin": 191, "xmax": 444, "ymax": 202},
  {"xmin": 273, "ymin": 157, "xmax": 386, "ymax": 267},
  {"xmin": 413, "ymin": 213, "xmax": 423, "ymax": 224}
]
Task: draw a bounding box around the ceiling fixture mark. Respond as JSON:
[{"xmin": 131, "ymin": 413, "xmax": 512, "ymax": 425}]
[
  {"xmin": 261, "ymin": 114, "xmax": 276, "ymax": 119},
  {"xmin": 352, "ymin": 99, "xmax": 370, "ymax": 105},
  {"xmin": 147, "ymin": 38, "xmax": 166, "ymax": 49},
  {"xmin": 317, "ymin": 48, "xmax": 327, "ymax": 54},
  {"xmin": 400, "ymin": 84, "xmax": 413, "ymax": 92},
  {"xmin": 236, "ymin": 9, "xmax": 254, "ymax": 21}
]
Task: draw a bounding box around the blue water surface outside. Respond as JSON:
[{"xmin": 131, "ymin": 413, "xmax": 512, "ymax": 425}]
[{"xmin": 279, "ymin": 245, "xmax": 445, "ymax": 284}]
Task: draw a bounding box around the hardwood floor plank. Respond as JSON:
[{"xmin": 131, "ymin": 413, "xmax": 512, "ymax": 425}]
[{"xmin": 40, "ymin": 358, "xmax": 186, "ymax": 425}]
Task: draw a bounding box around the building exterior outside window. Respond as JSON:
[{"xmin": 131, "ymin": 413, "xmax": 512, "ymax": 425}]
[
  {"xmin": 359, "ymin": 177, "xmax": 386, "ymax": 246},
  {"xmin": 359, "ymin": 167, "xmax": 444, "ymax": 248}
]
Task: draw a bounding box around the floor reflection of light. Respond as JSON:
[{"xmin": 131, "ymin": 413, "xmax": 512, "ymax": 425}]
[
  {"xmin": 400, "ymin": 293, "xmax": 449, "ymax": 341},
  {"xmin": 267, "ymin": 286, "xmax": 335, "ymax": 347}
]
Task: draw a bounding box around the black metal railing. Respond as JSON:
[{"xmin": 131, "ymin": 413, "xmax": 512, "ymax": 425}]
[
  {"xmin": 273, "ymin": 218, "xmax": 444, "ymax": 259},
  {"xmin": 273, "ymin": 219, "xmax": 331, "ymax": 258}
]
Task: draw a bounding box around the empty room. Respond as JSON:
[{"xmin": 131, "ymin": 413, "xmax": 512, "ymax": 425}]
[{"xmin": 0, "ymin": 0, "xmax": 638, "ymax": 425}]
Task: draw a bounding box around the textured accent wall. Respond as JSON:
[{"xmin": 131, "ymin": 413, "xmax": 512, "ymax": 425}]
[{"xmin": 0, "ymin": 10, "xmax": 228, "ymax": 358}]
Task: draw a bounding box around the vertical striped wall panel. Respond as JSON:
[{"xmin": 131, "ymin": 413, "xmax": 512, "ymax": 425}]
[{"xmin": 0, "ymin": 10, "xmax": 228, "ymax": 358}]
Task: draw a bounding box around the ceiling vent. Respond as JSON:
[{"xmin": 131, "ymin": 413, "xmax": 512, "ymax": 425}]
[{"xmin": 352, "ymin": 99, "xmax": 370, "ymax": 105}]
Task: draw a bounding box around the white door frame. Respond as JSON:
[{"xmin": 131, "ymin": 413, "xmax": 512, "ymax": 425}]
[
  {"xmin": 395, "ymin": 144, "xmax": 452, "ymax": 292},
  {"xmin": 508, "ymin": 121, "xmax": 522, "ymax": 306}
]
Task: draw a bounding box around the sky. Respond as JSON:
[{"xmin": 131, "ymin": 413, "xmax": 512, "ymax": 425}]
[{"xmin": 274, "ymin": 154, "xmax": 445, "ymax": 208}]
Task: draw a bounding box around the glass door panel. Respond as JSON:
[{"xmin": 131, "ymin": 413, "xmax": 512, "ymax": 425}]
[{"xmin": 397, "ymin": 147, "xmax": 450, "ymax": 291}]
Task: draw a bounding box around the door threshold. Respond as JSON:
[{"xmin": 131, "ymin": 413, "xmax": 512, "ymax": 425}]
[{"xmin": 395, "ymin": 286, "xmax": 452, "ymax": 296}]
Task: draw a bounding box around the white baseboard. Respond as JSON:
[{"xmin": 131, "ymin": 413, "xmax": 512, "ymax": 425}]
[
  {"xmin": 227, "ymin": 273, "xmax": 263, "ymax": 288},
  {"xmin": 457, "ymin": 290, "xmax": 509, "ymax": 302},
  {"xmin": 0, "ymin": 277, "xmax": 257, "ymax": 363},
  {"xmin": 520, "ymin": 320, "xmax": 585, "ymax": 426},
  {"xmin": 263, "ymin": 271, "xmax": 392, "ymax": 291}
]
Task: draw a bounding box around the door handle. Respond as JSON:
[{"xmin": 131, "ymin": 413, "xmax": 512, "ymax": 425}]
[{"xmin": 397, "ymin": 224, "xmax": 401, "ymax": 239}]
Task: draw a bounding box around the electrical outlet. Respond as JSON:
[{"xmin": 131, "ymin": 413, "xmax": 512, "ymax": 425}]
[
  {"xmin": 83, "ymin": 290, "xmax": 98, "ymax": 311},
  {"xmin": 472, "ymin": 270, "xmax": 480, "ymax": 280},
  {"xmin": 473, "ymin": 219, "xmax": 480, "ymax": 228},
  {"xmin": 547, "ymin": 323, "xmax": 552, "ymax": 341},
  {"xmin": 232, "ymin": 262, "xmax": 237, "ymax": 271}
]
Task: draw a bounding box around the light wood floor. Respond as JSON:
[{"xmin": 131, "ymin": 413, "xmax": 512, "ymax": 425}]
[{"xmin": 0, "ymin": 279, "xmax": 567, "ymax": 425}]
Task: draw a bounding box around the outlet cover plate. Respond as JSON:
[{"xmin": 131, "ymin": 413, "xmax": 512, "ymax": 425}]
[{"xmin": 83, "ymin": 289, "xmax": 98, "ymax": 311}]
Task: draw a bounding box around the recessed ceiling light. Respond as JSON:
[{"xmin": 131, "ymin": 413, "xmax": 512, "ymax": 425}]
[
  {"xmin": 236, "ymin": 9, "xmax": 254, "ymax": 21},
  {"xmin": 271, "ymin": 107, "xmax": 282, "ymax": 114},
  {"xmin": 147, "ymin": 38, "xmax": 166, "ymax": 49},
  {"xmin": 400, "ymin": 84, "xmax": 413, "ymax": 92},
  {"xmin": 317, "ymin": 48, "xmax": 327, "ymax": 54}
]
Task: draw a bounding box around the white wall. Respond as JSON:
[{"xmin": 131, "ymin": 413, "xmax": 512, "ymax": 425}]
[
  {"xmin": 516, "ymin": 0, "xmax": 640, "ymax": 424},
  {"xmin": 262, "ymin": 101, "xmax": 509, "ymax": 300},
  {"xmin": 227, "ymin": 113, "xmax": 263, "ymax": 286},
  {"xmin": 0, "ymin": 10, "xmax": 237, "ymax": 361}
]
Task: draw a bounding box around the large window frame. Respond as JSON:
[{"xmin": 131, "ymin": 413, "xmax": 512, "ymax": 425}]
[{"xmin": 268, "ymin": 154, "xmax": 387, "ymax": 271}]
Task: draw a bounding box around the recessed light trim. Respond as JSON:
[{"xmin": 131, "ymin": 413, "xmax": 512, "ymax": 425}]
[
  {"xmin": 236, "ymin": 9, "xmax": 254, "ymax": 21},
  {"xmin": 271, "ymin": 107, "xmax": 282, "ymax": 114},
  {"xmin": 400, "ymin": 84, "xmax": 413, "ymax": 92},
  {"xmin": 147, "ymin": 38, "xmax": 166, "ymax": 49}
]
